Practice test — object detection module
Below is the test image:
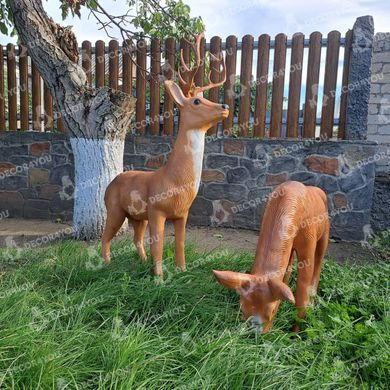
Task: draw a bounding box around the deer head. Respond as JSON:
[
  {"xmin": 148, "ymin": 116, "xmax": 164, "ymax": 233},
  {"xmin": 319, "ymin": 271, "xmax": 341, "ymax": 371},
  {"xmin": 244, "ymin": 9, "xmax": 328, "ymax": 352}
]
[
  {"xmin": 164, "ymin": 33, "xmax": 229, "ymax": 132},
  {"xmin": 213, "ymin": 270, "xmax": 295, "ymax": 333}
]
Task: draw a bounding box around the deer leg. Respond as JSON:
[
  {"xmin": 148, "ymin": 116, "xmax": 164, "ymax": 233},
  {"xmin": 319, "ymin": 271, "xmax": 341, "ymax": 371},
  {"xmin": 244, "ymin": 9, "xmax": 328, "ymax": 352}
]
[
  {"xmin": 102, "ymin": 208, "xmax": 126, "ymax": 263},
  {"xmin": 173, "ymin": 214, "xmax": 188, "ymax": 271},
  {"xmin": 130, "ymin": 219, "xmax": 148, "ymax": 263},
  {"xmin": 311, "ymin": 231, "xmax": 329, "ymax": 303},
  {"xmin": 148, "ymin": 212, "xmax": 166, "ymax": 278},
  {"xmin": 292, "ymin": 244, "xmax": 316, "ymax": 332},
  {"xmin": 283, "ymin": 249, "xmax": 295, "ymax": 284}
]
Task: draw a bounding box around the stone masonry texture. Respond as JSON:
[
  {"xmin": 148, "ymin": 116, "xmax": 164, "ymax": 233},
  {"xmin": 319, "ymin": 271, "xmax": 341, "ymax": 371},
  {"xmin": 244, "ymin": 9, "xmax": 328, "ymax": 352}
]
[
  {"xmin": 346, "ymin": 15, "xmax": 375, "ymax": 141},
  {"xmin": 0, "ymin": 132, "xmax": 380, "ymax": 241},
  {"xmin": 367, "ymin": 31, "xmax": 390, "ymax": 231}
]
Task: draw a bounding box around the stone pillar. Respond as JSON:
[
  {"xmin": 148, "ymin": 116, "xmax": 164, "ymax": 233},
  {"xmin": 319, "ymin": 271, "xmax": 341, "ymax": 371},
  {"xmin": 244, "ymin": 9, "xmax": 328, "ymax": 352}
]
[{"xmin": 345, "ymin": 15, "xmax": 374, "ymax": 140}]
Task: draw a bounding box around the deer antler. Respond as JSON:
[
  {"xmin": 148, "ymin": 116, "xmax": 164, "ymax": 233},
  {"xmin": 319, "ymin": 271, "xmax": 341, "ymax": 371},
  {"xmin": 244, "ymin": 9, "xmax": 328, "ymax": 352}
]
[
  {"xmin": 178, "ymin": 34, "xmax": 203, "ymax": 97},
  {"xmin": 178, "ymin": 33, "xmax": 226, "ymax": 97},
  {"xmin": 193, "ymin": 51, "xmax": 226, "ymax": 96}
]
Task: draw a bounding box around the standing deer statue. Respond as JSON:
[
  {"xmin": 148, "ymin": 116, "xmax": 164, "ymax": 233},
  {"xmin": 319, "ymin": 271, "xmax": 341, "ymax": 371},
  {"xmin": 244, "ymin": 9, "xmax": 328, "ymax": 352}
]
[
  {"xmin": 102, "ymin": 34, "xmax": 229, "ymax": 278},
  {"xmin": 213, "ymin": 181, "xmax": 330, "ymax": 333}
]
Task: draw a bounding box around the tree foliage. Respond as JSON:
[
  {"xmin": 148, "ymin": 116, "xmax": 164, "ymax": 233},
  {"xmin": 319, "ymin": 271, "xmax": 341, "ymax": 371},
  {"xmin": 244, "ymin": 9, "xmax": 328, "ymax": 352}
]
[
  {"xmin": 0, "ymin": 0, "xmax": 205, "ymax": 41},
  {"xmin": 0, "ymin": 0, "xmax": 16, "ymax": 36}
]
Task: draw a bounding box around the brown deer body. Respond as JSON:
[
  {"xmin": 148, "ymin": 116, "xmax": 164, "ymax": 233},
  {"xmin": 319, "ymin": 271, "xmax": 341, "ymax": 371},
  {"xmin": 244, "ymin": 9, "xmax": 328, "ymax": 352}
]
[
  {"xmin": 102, "ymin": 35, "xmax": 229, "ymax": 277},
  {"xmin": 213, "ymin": 181, "xmax": 330, "ymax": 333}
]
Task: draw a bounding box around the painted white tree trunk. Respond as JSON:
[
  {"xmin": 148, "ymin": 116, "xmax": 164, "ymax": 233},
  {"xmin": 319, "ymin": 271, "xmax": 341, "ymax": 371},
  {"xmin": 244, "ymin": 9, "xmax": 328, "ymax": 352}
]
[
  {"xmin": 9, "ymin": 0, "xmax": 136, "ymax": 240},
  {"xmin": 70, "ymin": 138, "xmax": 125, "ymax": 239}
]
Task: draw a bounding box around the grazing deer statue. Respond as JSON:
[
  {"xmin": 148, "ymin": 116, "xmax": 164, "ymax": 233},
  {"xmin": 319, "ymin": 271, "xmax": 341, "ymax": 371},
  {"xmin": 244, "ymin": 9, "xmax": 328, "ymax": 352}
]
[
  {"xmin": 213, "ymin": 181, "xmax": 330, "ymax": 333},
  {"xmin": 102, "ymin": 34, "xmax": 229, "ymax": 278}
]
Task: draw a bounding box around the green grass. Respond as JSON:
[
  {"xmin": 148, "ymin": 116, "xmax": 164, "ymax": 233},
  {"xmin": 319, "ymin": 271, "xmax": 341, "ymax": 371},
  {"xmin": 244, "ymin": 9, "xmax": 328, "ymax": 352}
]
[{"xmin": 0, "ymin": 238, "xmax": 389, "ymax": 389}]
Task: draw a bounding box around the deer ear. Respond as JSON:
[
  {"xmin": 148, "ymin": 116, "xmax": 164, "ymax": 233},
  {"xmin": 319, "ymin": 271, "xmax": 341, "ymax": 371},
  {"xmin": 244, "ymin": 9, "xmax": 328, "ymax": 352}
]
[
  {"xmin": 164, "ymin": 80, "xmax": 186, "ymax": 107},
  {"xmin": 267, "ymin": 278, "xmax": 295, "ymax": 304},
  {"xmin": 213, "ymin": 270, "xmax": 255, "ymax": 290}
]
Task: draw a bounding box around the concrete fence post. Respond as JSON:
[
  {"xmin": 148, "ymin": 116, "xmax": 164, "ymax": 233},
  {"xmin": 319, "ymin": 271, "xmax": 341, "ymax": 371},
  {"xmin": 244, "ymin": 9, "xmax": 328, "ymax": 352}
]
[{"xmin": 345, "ymin": 15, "xmax": 375, "ymax": 140}]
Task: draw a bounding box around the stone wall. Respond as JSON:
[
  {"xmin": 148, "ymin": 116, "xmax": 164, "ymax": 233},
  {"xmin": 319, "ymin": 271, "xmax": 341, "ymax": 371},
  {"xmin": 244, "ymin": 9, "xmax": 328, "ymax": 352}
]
[
  {"xmin": 186, "ymin": 137, "xmax": 377, "ymax": 241},
  {"xmin": 0, "ymin": 132, "xmax": 378, "ymax": 241},
  {"xmin": 0, "ymin": 132, "xmax": 74, "ymax": 221},
  {"xmin": 367, "ymin": 32, "xmax": 390, "ymax": 231},
  {"xmin": 371, "ymin": 174, "xmax": 390, "ymax": 231}
]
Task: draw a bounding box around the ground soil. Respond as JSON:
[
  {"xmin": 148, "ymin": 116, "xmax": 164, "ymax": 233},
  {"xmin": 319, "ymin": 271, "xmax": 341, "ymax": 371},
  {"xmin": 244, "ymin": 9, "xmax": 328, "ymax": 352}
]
[{"xmin": 0, "ymin": 219, "xmax": 380, "ymax": 265}]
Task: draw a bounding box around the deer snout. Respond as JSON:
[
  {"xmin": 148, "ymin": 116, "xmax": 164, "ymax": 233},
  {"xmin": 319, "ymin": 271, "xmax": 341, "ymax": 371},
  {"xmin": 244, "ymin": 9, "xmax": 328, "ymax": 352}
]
[
  {"xmin": 220, "ymin": 104, "xmax": 229, "ymax": 119},
  {"xmin": 250, "ymin": 315, "xmax": 263, "ymax": 332}
]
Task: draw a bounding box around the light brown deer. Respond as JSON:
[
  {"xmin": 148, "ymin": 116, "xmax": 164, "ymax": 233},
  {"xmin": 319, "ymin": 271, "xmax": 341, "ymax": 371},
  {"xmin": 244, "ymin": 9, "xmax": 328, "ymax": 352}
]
[
  {"xmin": 213, "ymin": 181, "xmax": 330, "ymax": 333},
  {"xmin": 102, "ymin": 34, "xmax": 229, "ymax": 278}
]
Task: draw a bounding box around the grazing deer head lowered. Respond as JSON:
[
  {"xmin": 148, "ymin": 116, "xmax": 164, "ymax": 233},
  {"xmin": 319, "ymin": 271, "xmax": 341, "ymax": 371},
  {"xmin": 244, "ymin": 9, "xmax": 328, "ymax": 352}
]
[
  {"xmin": 102, "ymin": 33, "xmax": 229, "ymax": 278},
  {"xmin": 213, "ymin": 181, "xmax": 330, "ymax": 333}
]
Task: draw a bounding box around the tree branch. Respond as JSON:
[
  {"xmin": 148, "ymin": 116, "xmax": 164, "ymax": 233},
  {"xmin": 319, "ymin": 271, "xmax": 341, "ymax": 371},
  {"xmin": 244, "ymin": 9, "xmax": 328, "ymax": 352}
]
[
  {"xmin": 9, "ymin": 0, "xmax": 86, "ymax": 93},
  {"xmin": 9, "ymin": 0, "xmax": 136, "ymax": 141}
]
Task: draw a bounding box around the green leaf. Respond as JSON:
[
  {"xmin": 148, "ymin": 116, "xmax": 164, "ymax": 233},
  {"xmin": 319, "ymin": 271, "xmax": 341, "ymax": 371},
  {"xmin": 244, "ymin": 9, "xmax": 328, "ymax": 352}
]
[
  {"xmin": 143, "ymin": 21, "xmax": 152, "ymax": 34},
  {"xmin": 0, "ymin": 21, "xmax": 8, "ymax": 35},
  {"xmin": 87, "ymin": 0, "xmax": 98, "ymax": 11}
]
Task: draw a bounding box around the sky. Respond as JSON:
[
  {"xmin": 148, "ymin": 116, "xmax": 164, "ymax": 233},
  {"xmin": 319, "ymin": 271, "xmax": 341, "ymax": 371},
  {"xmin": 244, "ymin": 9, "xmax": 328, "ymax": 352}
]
[
  {"xmin": 1, "ymin": 0, "xmax": 389, "ymax": 44},
  {"xmin": 0, "ymin": 0, "xmax": 388, "ymax": 124},
  {"xmin": 44, "ymin": 0, "xmax": 390, "ymax": 40}
]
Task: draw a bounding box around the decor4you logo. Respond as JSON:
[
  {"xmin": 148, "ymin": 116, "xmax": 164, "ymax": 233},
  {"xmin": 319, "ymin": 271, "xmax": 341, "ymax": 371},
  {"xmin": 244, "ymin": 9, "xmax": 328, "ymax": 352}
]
[
  {"xmin": 3, "ymin": 236, "xmax": 23, "ymax": 262},
  {"xmin": 0, "ymin": 155, "xmax": 52, "ymax": 180},
  {"xmin": 128, "ymin": 190, "xmax": 147, "ymax": 215},
  {"xmin": 85, "ymin": 246, "xmax": 105, "ymax": 271},
  {"xmin": 59, "ymin": 164, "xmax": 135, "ymax": 201},
  {"xmin": 0, "ymin": 209, "xmax": 9, "ymax": 220}
]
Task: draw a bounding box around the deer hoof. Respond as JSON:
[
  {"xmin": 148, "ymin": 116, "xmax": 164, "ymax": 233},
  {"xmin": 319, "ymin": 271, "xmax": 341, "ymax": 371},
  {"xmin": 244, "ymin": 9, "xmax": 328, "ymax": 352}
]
[
  {"xmin": 139, "ymin": 254, "xmax": 147, "ymax": 264},
  {"xmin": 292, "ymin": 324, "xmax": 300, "ymax": 333},
  {"xmin": 154, "ymin": 263, "xmax": 163, "ymax": 278}
]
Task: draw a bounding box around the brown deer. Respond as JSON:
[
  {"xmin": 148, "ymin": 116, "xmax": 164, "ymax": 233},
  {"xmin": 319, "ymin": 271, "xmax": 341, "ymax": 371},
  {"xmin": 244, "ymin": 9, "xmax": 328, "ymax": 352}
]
[
  {"xmin": 102, "ymin": 34, "xmax": 229, "ymax": 278},
  {"xmin": 213, "ymin": 181, "xmax": 330, "ymax": 333}
]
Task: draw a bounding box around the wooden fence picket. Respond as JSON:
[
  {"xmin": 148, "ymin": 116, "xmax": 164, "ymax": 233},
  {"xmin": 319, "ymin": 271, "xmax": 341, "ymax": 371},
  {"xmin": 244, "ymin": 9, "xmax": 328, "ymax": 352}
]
[
  {"xmin": 95, "ymin": 40, "xmax": 105, "ymax": 88},
  {"xmin": 7, "ymin": 43, "xmax": 17, "ymax": 130},
  {"xmin": 223, "ymin": 35, "xmax": 237, "ymax": 135},
  {"xmin": 208, "ymin": 35, "xmax": 222, "ymax": 136},
  {"xmin": 44, "ymin": 83, "xmax": 53, "ymax": 131},
  {"xmin": 19, "ymin": 45, "xmax": 29, "ymax": 131},
  {"xmin": 338, "ymin": 30, "xmax": 353, "ymax": 139},
  {"xmin": 108, "ymin": 40, "xmax": 119, "ymax": 90},
  {"xmin": 31, "ymin": 62, "xmax": 41, "ymax": 131},
  {"xmin": 163, "ymin": 37, "xmax": 175, "ymax": 135},
  {"xmin": 194, "ymin": 35, "xmax": 205, "ymax": 88},
  {"xmin": 0, "ymin": 46, "xmax": 4, "ymax": 130},
  {"xmin": 270, "ymin": 33, "xmax": 287, "ymax": 137},
  {"xmin": 150, "ymin": 38, "xmax": 161, "ymax": 135},
  {"xmin": 82, "ymin": 40, "xmax": 92, "ymax": 85},
  {"xmin": 253, "ymin": 34, "xmax": 270, "ymax": 137},
  {"xmin": 238, "ymin": 34, "xmax": 254, "ymax": 136},
  {"xmin": 320, "ymin": 30, "xmax": 341, "ymax": 139},
  {"xmin": 286, "ymin": 33, "xmax": 304, "ymax": 138},
  {"xmin": 122, "ymin": 39, "xmax": 133, "ymax": 95},
  {"xmin": 303, "ymin": 32, "xmax": 322, "ymax": 138},
  {"xmin": 136, "ymin": 39, "xmax": 147, "ymax": 134}
]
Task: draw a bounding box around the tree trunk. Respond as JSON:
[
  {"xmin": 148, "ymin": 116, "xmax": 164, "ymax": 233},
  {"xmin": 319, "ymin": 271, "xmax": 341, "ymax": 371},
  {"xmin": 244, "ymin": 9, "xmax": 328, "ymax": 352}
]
[
  {"xmin": 9, "ymin": 0, "xmax": 136, "ymax": 239},
  {"xmin": 71, "ymin": 138, "xmax": 124, "ymax": 239}
]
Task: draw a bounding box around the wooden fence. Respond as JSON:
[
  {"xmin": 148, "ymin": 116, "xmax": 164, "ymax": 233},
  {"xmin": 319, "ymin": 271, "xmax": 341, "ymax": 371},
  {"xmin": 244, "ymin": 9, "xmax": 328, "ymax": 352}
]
[{"xmin": 0, "ymin": 30, "xmax": 353, "ymax": 139}]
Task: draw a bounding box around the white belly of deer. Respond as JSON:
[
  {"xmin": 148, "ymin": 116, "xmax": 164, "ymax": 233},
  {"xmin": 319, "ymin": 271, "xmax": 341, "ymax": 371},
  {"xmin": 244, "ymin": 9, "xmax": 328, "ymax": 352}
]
[{"xmin": 188, "ymin": 130, "xmax": 205, "ymax": 193}]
